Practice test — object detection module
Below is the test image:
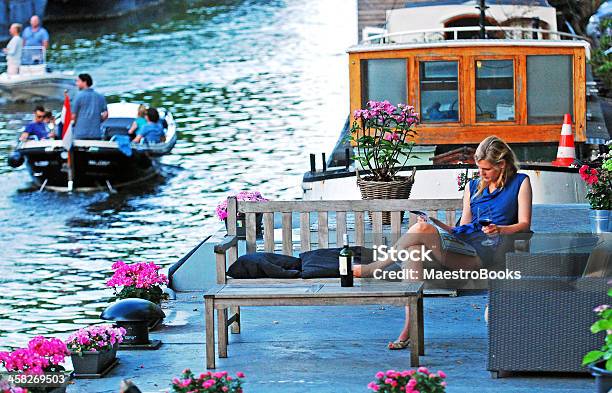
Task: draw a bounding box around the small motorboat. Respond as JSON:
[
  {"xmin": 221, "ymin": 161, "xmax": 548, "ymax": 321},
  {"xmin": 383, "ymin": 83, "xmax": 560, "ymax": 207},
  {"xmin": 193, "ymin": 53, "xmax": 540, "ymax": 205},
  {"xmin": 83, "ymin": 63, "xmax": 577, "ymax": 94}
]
[
  {"xmin": 0, "ymin": 46, "xmax": 75, "ymax": 102},
  {"xmin": 8, "ymin": 102, "xmax": 177, "ymax": 192}
]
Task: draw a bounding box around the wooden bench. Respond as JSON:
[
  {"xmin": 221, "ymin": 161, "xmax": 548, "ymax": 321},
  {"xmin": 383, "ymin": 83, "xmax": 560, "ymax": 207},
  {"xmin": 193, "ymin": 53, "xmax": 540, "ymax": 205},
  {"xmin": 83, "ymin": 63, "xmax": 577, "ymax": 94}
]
[
  {"xmin": 204, "ymin": 282, "xmax": 424, "ymax": 369},
  {"xmin": 212, "ymin": 198, "xmax": 461, "ymax": 335}
]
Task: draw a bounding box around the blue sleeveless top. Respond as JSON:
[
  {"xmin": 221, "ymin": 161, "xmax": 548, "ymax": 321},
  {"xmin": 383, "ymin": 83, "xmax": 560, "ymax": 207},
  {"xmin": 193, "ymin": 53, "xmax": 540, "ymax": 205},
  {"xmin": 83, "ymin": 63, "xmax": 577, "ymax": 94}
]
[{"xmin": 452, "ymin": 172, "xmax": 528, "ymax": 256}]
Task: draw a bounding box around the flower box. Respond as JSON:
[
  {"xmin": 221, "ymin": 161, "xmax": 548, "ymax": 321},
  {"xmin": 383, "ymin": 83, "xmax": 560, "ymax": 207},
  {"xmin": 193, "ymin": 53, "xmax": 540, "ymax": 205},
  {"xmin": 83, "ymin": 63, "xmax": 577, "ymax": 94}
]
[{"xmin": 70, "ymin": 344, "xmax": 118, "ymax": 376}]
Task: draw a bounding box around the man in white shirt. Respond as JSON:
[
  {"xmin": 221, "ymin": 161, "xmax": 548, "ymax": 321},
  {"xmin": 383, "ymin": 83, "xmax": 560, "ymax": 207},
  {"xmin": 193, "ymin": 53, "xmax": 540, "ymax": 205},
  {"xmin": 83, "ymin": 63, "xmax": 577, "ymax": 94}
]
[{"xmin": 3, "ymin": 24, "xmax": 23, "ymax": 75}]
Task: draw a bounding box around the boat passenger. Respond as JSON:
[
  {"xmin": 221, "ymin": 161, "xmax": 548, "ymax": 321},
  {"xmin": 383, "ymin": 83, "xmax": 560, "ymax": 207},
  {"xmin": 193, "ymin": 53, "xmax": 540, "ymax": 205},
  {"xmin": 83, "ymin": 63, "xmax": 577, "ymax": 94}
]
[
  {"xmin": 133, "ymin": 108, "xmax": 165, "ymax": 144},
  {"xmin": 128, "ymin": 104, "xmax": 147, "ymax": 137},
  {"xmin": 353, "ymin": 136, "xmax": 533, "ymax": 350},
  {"xmin": 72, "ymin": 73, "xmax": 108, "ymax": 140},
  {"xmin": 3, "ymin": 24, "xmax": 23, "ymax": 75},
  {"xmin": 19, "ymin": 106, "xmax": 54, "ymax": 141},
  {"xmin": 22, "ymin": 15, "xmax": 49, "ymax": 49},
  {"xmin": 43, "ymin": 111, "xmax": 57, "ymax": 138}
]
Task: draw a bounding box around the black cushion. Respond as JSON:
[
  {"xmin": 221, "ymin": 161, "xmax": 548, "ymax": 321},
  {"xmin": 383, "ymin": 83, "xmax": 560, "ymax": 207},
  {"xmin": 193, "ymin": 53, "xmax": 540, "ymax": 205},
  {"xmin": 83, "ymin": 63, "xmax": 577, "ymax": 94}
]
[
  {"xmin": 227, "ymin": 252, "xmax": 301, "ymax": 279},
  {"xmin": 300, "ymin": 246, "xmax": 373, "ymax": 279}
]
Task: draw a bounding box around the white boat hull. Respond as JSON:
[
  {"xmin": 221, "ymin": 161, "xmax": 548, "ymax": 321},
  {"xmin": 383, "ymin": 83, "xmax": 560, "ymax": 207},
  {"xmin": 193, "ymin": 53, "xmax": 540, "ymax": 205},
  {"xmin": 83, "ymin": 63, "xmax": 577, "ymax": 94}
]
[
  {"xmin": 0, "ymin": 72, "xmax": 75, "ymax": 102},
  {"xmin": 302, "ymin": 167, "xmax": 588, "ymax": 204}
]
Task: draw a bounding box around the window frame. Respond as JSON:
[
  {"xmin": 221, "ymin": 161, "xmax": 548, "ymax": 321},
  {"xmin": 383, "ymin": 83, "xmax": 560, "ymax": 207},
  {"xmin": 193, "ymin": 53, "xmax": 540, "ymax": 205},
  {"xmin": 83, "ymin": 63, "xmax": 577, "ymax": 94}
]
[
  {"xmin": 360, "ymin": 58, "xmax": 409, "ymax": 107},
  {"xmin": 415, "ymin": 56, "xmax": 463, "ymax": 126},
  {"xmin": 468, "ymin": 55, "xmax": 520, "ymax": 126},
  {"xmin": 525, "ymin": 54, "xmax": 575, "ymax": 125}
]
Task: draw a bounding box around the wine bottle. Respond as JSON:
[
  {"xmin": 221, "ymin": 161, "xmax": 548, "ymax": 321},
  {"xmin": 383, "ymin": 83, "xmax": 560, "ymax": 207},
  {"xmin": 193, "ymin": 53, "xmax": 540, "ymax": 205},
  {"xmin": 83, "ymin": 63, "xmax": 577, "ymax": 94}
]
[{"xmin": 339, "ymin": 233, "xmax": 353, "ymax": 287}]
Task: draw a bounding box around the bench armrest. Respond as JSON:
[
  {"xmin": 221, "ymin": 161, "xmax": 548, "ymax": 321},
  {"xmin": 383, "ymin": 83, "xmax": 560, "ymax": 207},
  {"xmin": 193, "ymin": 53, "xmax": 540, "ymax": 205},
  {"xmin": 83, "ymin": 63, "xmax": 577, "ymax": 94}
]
[{"xmin": 214, "ymin": 235, "xmax": 238, "ymax": 254}]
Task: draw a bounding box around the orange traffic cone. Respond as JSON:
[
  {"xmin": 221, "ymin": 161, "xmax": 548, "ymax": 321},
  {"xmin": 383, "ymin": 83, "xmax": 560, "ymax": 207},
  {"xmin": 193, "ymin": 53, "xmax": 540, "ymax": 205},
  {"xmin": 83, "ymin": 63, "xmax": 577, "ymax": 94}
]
[{"xmin": 551, "ymin": 113, "xmax": 576, "ymax": 167}]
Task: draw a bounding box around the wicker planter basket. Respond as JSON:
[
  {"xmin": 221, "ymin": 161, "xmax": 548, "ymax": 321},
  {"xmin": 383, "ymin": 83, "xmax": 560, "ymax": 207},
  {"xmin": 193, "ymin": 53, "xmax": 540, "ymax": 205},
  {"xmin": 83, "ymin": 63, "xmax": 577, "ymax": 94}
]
[{"xmin": 356, "ymin": 168, "xmax": 416, "ymax": 225}]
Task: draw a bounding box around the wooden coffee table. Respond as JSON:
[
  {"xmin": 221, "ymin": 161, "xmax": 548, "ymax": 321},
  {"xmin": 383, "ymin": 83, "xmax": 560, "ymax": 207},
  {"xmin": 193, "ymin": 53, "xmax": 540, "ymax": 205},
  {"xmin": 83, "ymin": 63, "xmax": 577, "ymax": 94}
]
[{"xmin": 204, "ymin": 282, "xmax": 424, "ymax": 369}]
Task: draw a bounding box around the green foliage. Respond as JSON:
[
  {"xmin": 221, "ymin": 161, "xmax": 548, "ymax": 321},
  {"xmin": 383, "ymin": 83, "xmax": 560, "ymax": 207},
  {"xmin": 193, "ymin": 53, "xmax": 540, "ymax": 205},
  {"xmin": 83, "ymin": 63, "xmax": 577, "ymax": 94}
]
[
  {"xmin": 591, "ymin": 19, "xmax": 612, "ymax": 96},
  {"xmin": 583, "ymin": 286, "xmax": 612, "ymax": 370},
  {"xmin": 116, "ymin": 285, "xmax": 166, "ymax": 304}
]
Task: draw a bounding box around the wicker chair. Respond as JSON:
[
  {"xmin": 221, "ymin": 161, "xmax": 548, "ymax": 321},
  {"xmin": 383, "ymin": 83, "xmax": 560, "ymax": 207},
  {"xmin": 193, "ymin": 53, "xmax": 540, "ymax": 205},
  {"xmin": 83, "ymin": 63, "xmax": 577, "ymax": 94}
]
[{"xmin": 487, "ymin": 251, "xmax": 609, "ymax": 377}]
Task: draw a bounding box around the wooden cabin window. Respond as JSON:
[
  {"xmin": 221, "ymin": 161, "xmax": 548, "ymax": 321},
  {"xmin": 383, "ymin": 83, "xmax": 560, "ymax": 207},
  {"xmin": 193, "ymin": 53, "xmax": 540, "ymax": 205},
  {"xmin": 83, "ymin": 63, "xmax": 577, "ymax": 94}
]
[
  {"xmin": 361, "ymin": 59, "xmax": 407, "ymax": 105},
  {"xmin": 527, "ymin": 55, "xmax": 574, "ymax": 124},
  {"xmin": 475, "ymin": 60, "xmax": 515, "ymax": 122},
  {"xmin": 419, "ymin": 61, "xmax": 459, "ymax": 123}
]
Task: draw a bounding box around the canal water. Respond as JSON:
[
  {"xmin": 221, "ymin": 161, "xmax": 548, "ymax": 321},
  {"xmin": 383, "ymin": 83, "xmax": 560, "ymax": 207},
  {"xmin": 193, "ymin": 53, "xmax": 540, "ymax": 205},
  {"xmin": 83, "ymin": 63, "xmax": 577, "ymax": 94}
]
[{"xmin": 0, "ymin": 0, "xmax": 355, "ymax": 348}]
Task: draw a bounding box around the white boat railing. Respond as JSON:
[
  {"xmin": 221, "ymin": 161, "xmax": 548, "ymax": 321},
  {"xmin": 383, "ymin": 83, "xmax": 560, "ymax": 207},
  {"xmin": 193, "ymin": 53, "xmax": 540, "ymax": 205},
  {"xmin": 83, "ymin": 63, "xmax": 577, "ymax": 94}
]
[{"xmin": 361, "ymin": 26, "xmax": 588, "ymax": 45}]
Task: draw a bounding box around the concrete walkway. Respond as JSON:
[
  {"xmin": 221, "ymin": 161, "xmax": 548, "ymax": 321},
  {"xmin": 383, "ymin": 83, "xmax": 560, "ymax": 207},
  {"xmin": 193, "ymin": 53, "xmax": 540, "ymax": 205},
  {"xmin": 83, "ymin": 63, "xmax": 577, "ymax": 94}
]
[{"xmin": 72, "ymin": 292, "xmax": 593, "ymax": 393}]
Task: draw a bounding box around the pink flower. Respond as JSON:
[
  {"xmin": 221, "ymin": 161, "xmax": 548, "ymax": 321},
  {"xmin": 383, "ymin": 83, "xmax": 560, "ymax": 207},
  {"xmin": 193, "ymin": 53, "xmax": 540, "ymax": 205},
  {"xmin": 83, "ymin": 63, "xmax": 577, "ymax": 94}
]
[
  {"xmin": 384, "ymin": 378, "xmax": 393, "ymax": 384},
  {"xmin": 375, "ymin": 371, "xmax": 384, "ymax": 379},
  {"xmin": 437, "ymin": 370, "xmax": 447, "ymax": 378},
  {"xmin": 441, "ymin": 381, "xmax": 447, "ymax": 387},
  {"xmin": 236, "ymin": 371, "xmax": 245, "ymax": 378},
  {"xmin": 417, "ymin": 367, "xmax": 429, "ymax": 374},
  {"xmin": 386, "ymin": 370, "xmax": 396, "ymax": 377},
  {"xmin": 594, "ymin": 305, "xmax": 610, "ymax": 313}
]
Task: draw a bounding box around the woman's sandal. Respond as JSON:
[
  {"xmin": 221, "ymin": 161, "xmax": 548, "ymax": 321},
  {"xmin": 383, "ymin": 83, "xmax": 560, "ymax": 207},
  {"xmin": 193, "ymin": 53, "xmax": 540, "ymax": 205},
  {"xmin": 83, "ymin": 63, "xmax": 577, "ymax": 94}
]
[{"xmin": 388, "ymin": 339, "xmax": 410, "ymax": 350}]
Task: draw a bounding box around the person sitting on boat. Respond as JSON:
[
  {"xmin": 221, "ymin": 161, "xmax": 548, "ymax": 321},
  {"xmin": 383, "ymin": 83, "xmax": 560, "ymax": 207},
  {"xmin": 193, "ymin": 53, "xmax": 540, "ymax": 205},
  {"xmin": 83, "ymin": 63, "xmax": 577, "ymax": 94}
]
[
  {"xmin": 133, "ymin": 107, "xmax": 165, "ymax": 144},
  {"xmin": 353, "ymin": 136, "xmax": 533, "ymax": 350},
  {"xmin": 3, "ymin": 24, "xmax": 23, "ymax": 75},
  {"xmin": 128, "ymin": 104, "xmax": 147, "ymax": 137},
  {"xmin": 19, "ymin": 106, "xmax": 55, "ymax": 141},
  {"xmin": 43, "ymin": 111, "xmax": 57, "ymax": 137},
  {"xmin": 72, "ymin": 73, "xmax": 108, "ymax": 140}
]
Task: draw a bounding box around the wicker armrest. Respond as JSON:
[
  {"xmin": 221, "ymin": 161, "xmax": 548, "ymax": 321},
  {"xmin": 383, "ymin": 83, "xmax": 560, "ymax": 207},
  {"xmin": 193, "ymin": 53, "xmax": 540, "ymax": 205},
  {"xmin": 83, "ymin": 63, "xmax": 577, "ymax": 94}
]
[
  {"xmin": 505, "ymin": 252, "xmax": 590, "ymax": 277},
  {"xmin": 214, "ymin": 235, "xmax": 238, "ymax": 254}
]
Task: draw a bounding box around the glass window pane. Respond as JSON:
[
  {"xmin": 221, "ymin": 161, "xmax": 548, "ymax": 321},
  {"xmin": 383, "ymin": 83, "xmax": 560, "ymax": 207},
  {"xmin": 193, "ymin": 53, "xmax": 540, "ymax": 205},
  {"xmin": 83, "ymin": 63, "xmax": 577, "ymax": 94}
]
[
  {"xmin": 361, "ymin": 59, "xmax": 407, "ymax": 105},
  {"xmin": 420, "ymin": 61, "xmax": 459, "ymax": 123},
  {"xmin": 527, "ymin": 55, "xmax": 573, "ymax": 124},
  {"xmin": 476, "ymin": 60, "xmax": 515, "ymax": 122}
]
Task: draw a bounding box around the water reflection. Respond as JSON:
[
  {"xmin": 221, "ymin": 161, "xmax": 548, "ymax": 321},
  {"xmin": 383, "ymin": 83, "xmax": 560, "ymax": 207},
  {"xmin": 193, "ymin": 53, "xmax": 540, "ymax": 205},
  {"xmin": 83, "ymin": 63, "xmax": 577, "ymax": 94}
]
[{"xmin": 0, "ymin": 0, "xmax": 354, "ymax": 348}]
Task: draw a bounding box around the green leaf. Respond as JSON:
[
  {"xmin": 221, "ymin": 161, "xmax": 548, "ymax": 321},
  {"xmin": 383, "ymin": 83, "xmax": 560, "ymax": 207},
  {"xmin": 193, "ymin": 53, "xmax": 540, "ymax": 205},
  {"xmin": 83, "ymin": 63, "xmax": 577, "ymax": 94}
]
[
  {"xmin": 592, "ymin": 319, "xmax": 612, "ymax": 333},
  {"xmin": 607, "ymin": 358, "xmax": 612, "ymax": 371},
  {"xmin": 583, "ymin": 350, "xmax": 605, "ymax": 365}
]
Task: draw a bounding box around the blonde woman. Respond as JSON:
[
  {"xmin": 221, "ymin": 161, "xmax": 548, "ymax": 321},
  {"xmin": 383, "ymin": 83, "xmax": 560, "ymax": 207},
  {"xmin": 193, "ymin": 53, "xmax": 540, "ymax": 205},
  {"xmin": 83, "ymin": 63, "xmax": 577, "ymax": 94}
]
[
  {"xmin": 3, "ymin": 24, "xmax": 23, "ymax": 75},
  {"xmin": 128, "ymin": 104, "xmax": 147, "ymax": 136},
  {"xmin": 354, "ymin": 135, "xmax": 533, "ymax": 349}
]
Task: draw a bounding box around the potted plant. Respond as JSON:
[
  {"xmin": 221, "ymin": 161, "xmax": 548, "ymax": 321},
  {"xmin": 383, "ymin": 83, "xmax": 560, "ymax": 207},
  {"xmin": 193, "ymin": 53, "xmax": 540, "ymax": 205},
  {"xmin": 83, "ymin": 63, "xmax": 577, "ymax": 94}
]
[
  {"xmin": 0, "ymin": 336, "xmax": 70, "ymax": 393},
  {"xmin": 216, "ymin": 191, "xmax": 268, "ymax": 239},
  {"xmin": 106, "ymin": 261, "xmax": 169, "ymax": 305},
  {"xmin": 66, "ymin": 325, "xmax": 125, "ymax": 376},
  {"xmin": 170, "ymin": 369, "xmax": 245, "ymax": 392},
  {"xmin": 367, "ymin": 367, "xmax": 447, "ymax": 393},
  {"xmin": 583, "ymin": 285, "xmax": 612, "ymax": 393},
  {"xmin": 350, "ymin": 100, "xmax": 419, "ymax": 224},
  {"xmin": 0, "ymin": 380, "xmax": 28, "ymax": 393},
  {"xmin": 579, "ymin": 144, "xmax": 612, "ymax": 233}
]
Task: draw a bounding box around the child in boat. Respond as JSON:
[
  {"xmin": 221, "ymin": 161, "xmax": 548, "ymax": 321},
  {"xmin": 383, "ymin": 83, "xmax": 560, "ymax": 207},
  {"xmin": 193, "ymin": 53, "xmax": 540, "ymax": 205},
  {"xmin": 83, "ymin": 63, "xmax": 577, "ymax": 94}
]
[
  {"xmin": 43, "ymin": 111, "xmax": 57, "ymax": 138},
  {"xmin": 128, "ymin": 104, "xmax": 147, "ymax": 137},
  {"xmin": 133, "ymin": 107, "xmax": 165, "ymax": 144}
]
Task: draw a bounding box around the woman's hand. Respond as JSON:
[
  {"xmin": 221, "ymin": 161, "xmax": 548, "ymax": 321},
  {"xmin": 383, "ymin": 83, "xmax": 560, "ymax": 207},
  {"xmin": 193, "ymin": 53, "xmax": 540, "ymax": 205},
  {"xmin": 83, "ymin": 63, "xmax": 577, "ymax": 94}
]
[
  {"xmin": 353, "ymin": 264, "xmax": 362, "ymax": 278},
  {"xmin": 482, "ymin": 223, "xmax": 501, "ymax": 235}
]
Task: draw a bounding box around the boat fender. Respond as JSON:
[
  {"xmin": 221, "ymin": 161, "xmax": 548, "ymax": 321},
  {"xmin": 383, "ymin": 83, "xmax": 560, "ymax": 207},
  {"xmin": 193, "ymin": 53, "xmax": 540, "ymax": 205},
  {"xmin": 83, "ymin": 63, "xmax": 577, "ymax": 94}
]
[{"xmin": 8, "ymin": 151, "xmax": 24, "ymax": 168}]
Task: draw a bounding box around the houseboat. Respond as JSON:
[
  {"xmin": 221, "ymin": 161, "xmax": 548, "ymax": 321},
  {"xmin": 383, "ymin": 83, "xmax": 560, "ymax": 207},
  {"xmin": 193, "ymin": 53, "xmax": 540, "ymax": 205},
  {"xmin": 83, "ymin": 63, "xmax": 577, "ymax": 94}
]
[{"xmin": 303, "ymin": 0, "xmax": 610, "ymax": 204}]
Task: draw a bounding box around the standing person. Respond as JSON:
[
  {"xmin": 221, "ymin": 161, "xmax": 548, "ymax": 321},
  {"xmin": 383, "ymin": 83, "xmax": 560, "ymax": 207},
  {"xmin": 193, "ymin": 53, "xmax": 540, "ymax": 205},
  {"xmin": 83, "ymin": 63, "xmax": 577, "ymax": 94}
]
[
  {"xmin": 22, "ymin": 15, "xmax": 49, "ymax": 49},
  {"xmin": 72, "ymin": 73, "xmax": 108, "ymax": 140},
  {"xmin": 19, "ymin": 106, "xmax": 54, "ymax": 141},
  {"xmin": 22, "ymin": 15, "xmax": 49, "ymax": 65},
  {"xmin": 3, "ymin": 24, "xmax": 23, "ymax": 75}
]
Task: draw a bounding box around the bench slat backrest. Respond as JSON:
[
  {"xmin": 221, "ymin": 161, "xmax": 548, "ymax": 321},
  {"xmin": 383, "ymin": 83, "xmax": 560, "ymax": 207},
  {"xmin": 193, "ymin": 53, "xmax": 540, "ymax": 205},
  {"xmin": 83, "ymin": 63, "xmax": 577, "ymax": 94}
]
[{"xmin": 227, "ymin": 197, "xmax": 463, "ymax": 257}]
